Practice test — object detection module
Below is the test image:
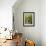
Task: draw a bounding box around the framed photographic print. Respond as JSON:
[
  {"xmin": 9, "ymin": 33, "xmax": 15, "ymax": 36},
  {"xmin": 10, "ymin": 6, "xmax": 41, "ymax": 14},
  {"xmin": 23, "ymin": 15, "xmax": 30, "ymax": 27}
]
[{"xmin": 23, "ymin": 12, "xmax": 35, "ymax": 27}]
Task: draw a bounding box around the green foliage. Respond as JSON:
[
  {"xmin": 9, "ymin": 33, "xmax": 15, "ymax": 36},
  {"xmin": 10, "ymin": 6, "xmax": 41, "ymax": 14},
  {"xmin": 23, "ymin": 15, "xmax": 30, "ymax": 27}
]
[{"xmin": 25, "ymin": 15, "xmax": 32, "ymax": 24}]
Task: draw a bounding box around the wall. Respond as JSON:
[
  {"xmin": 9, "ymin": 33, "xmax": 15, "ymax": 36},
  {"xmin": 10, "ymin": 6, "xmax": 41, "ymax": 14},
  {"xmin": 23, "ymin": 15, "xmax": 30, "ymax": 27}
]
[
  {"xmin": 0, "ymin": 0, "xmax": 17, "ymax": 29},
  {"xmin": 13, "ymin": 0, "xmax": 41, "ymax": 46},
  {"xmin": 41, "ymin": 0, "xmax": 46, "ymax": 46}
]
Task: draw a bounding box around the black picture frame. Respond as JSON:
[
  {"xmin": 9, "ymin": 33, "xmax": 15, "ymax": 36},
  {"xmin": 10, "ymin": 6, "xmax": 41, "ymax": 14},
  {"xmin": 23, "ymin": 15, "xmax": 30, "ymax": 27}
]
[{"xmin": 23, "ymin": 12, "xmax": 35, "ymax": 27}]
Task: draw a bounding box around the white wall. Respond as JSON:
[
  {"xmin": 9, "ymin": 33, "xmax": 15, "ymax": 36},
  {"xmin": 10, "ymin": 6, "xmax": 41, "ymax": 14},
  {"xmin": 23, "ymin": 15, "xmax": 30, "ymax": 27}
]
[
  {"xmin": 13, "ymin": 0, "xmax": 41, "ymax": 46},
  {"xmin": 41, "ymin": 0, "xmax": 46, "ymax": 46},
  {"xmin": 0, "ymin": 0, "xmax": 17, "ymax": 29}
]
